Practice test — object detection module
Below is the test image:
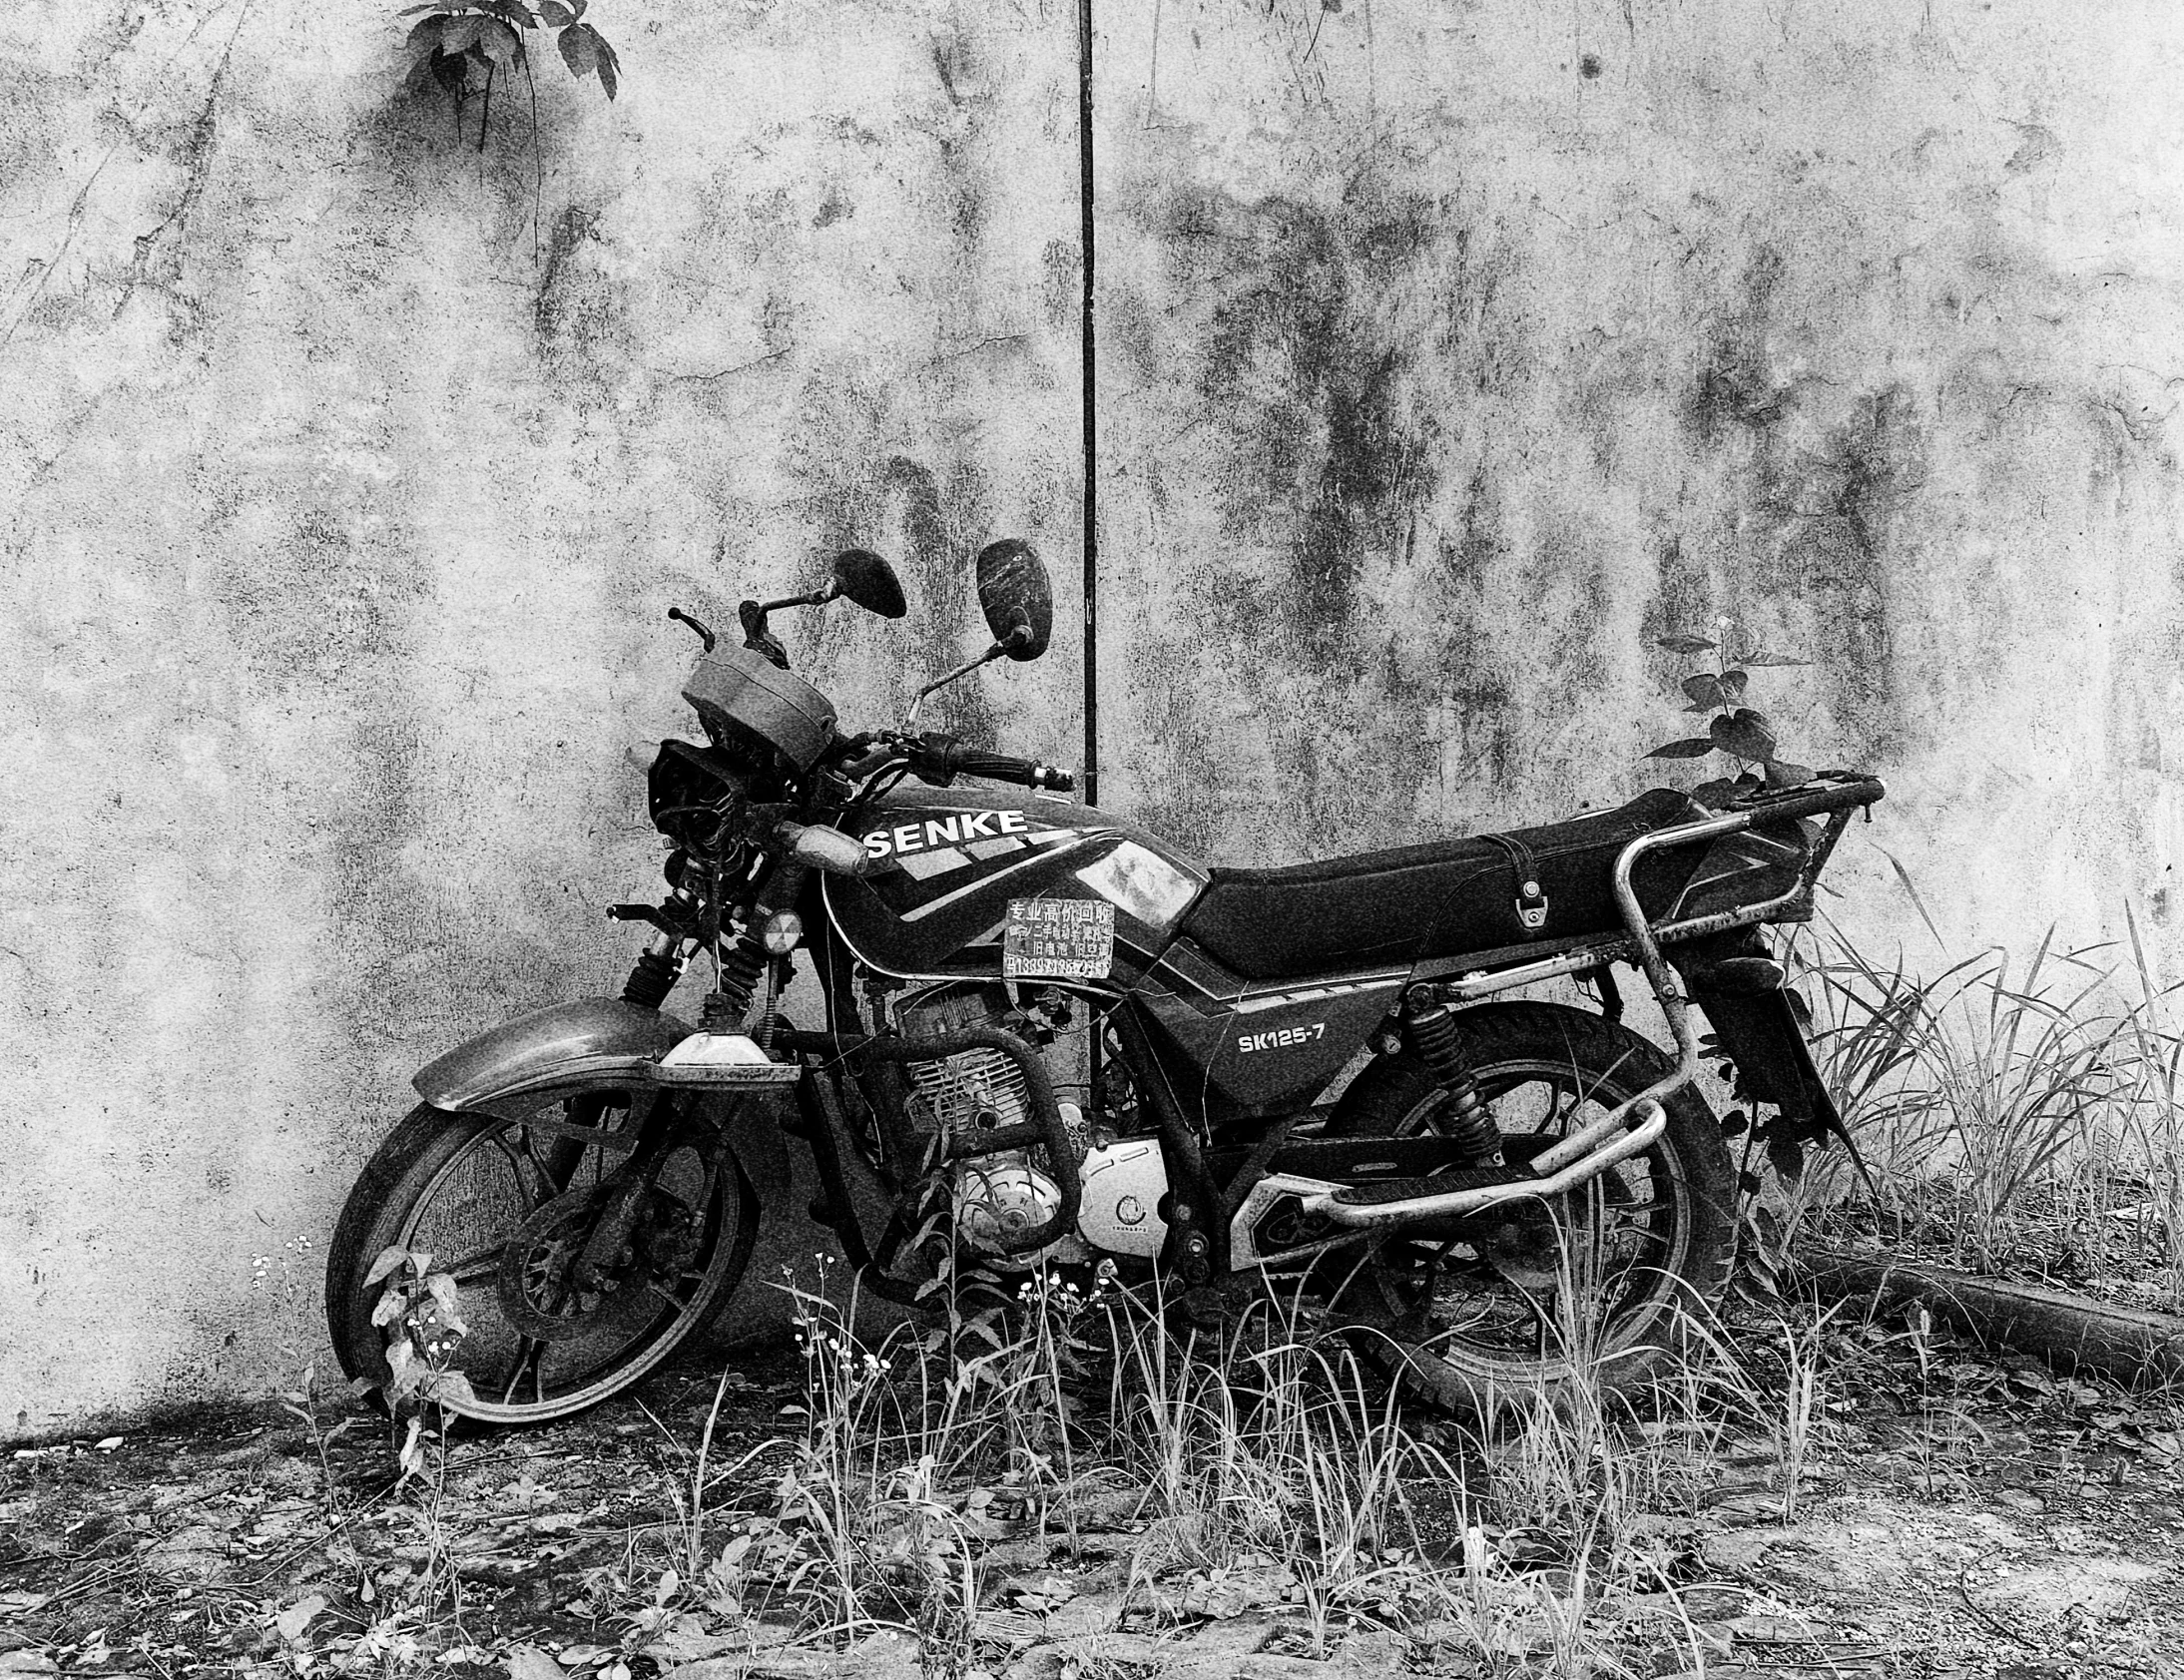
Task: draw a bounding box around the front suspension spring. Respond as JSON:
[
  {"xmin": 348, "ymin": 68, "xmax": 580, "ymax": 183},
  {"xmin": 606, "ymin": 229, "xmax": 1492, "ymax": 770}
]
[
  {"xmin": 1406, "ymin": 997, "xmax": 1501, "ymax": 1165},
  {"xmin": 701, "ymin": 931, "xmax": 770, "ymax": 1029}
]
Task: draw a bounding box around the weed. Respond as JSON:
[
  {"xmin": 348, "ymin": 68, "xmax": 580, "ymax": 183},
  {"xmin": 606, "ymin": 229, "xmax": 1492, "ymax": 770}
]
[{"xmin": 1795, "ymin": 921, "xmax": 2184, "ymax": 1285}]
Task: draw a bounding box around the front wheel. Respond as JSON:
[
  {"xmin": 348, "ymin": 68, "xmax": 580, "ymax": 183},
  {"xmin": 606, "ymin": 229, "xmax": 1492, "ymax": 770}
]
[
  {"xmin": 1321, "ymin": 1001, "xmax": 1734, "ymax": 1415},
  {"xmin": 325, "ymin": 1088, "xmax": 759, "ymax": 1425}
]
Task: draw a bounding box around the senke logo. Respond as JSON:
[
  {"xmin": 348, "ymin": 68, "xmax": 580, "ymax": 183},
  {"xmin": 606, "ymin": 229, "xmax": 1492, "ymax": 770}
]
[{"xmin": 863, "ymin": 809, "xmax": 1032, "ymax": 861}]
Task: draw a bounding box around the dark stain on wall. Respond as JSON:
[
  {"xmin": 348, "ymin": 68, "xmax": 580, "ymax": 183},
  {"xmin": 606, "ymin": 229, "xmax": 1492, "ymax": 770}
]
[
  {"xmin": 1193, "ymin": 179, "xmax": 1440, "ymax": 671},
  {"xmin": 1687, "ymin": 245, "xmax": 1789, "ymax": 445},
  {"xmin": 1767, "ymin": 385, "xmax": 1923, "ymax": 766},
  {"xmin": 533, "ymin": 204, "xmax": 632, "ymax": 406}
]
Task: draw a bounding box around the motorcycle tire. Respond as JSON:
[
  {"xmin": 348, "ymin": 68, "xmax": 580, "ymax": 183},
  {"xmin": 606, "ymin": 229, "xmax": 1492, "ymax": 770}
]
[
  {"xmin": 1320, "ymin": 1000, "xmax": 1734, "ymax": 1416},
  {"xmin": 325, "ymin": 1094, "xmax": 759, "ymax": 1425}
]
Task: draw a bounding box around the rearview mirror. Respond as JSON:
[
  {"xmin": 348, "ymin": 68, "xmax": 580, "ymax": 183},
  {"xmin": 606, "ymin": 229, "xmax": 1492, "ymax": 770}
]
[
  {"xmin": 975, "ymin": 538, "xmax": 1052, "ymax": 662},
  {"xmin": 832, "ymin": 549, "xmax": 907, "ymax": 619}
]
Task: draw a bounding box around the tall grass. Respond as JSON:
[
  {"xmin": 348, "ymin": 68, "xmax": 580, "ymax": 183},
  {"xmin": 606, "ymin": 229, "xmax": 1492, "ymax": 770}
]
[
  {"xmin": 650, "ymin": 1259, "xmax": 1838, "ymax": 1675},
  {"xmin": 1796, "ymin": 916, "xmax": 2184, "ymax": 1293}
]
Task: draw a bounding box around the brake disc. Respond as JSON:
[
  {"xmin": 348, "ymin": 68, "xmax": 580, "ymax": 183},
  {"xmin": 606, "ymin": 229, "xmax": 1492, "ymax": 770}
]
[{"xmin": 497, "ymin": 1190, "xmax": 615, "ymax": 1342}]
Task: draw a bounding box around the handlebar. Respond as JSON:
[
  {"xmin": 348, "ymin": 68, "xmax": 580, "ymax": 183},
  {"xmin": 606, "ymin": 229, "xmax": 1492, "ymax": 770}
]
[{"xmin": 834, "ymin": 730, "xmax": 1074, "ymax": 794}]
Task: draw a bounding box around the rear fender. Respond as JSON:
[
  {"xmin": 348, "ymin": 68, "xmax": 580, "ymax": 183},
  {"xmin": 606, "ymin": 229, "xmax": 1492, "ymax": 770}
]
[
  {"xmin": 411, "ymin": 999, "xmax": 792, "ymax": 1198},
  {"xmin": 1695, "ymin": 990, "xmax": 1839, "ymax": 1128}
]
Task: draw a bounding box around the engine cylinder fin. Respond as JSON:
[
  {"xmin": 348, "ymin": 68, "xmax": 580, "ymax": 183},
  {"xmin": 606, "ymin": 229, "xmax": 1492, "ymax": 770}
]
[{"xmin": 907, "ymin": 1046, "xmax": 1033, "ymax": 1134}]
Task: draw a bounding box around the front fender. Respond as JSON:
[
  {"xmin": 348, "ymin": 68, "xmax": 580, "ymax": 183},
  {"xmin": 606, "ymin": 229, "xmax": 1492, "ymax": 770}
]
[
  {"xmin": 414, "ymin": 998, "xmax": 697, "ymax": 1110},
  {"xmin": 412, "ymin": 999, "xmax": 794, "ymax": 1200}
]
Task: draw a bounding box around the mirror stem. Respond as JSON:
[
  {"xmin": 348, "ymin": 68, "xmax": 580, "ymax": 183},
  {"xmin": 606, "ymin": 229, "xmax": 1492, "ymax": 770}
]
[
  {"xmin": 905, "ymin": 644, "xmax": 1006, "ymax": 730},
  {"xmin": 756, "ymin": 584, "xmax": 838, "ymax": 616}
]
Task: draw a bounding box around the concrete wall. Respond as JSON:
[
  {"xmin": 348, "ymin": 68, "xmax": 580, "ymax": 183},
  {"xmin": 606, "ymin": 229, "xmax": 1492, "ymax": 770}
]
[{"xmin": 3, "ymin": 0, "xmax": 2180, "ymax": 1434}]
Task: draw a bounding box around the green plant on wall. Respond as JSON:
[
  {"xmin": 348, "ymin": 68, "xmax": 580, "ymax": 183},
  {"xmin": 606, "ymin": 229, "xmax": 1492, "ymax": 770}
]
[
  {"xmin": 401, "ymin": 0, "xmax": 620, "ymax": 151},
  {"xmin": 1646, "ymin": 619, "xmax": 1813, "ymax": 807}
]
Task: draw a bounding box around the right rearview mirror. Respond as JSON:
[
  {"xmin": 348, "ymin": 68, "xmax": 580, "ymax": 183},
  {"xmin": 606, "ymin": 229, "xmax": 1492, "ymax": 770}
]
[
  {"xmin": 974, "ymin": 538, "xmax": 1052, "ymax": 662},
  {"xmin": 832, "ymin": 549, "xmax": 907, "ymax": 619}
]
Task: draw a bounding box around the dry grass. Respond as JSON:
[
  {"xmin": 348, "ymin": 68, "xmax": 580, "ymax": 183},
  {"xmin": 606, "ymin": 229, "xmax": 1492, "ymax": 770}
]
[
  {"xmin": 1793, "ymin": 914, "xmax": 2184, "ymax": 1297},
  {"xmin": 615, "ymin": 1256, "xmax": 1851, "ymax": 1678}
]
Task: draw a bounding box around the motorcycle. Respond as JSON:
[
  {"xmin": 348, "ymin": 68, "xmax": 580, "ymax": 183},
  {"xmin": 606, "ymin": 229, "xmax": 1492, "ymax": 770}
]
[{"xmin": 325, "ymin": 539, "xmax": 1884, "ymax": 1420}]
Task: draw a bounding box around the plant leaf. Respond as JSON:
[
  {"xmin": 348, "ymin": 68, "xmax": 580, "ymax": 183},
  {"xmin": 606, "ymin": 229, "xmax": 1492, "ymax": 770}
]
[
  {"xmin": 440, "ymin": 14, "xmax": 485, "ymax": 53},
  {"xmin": 1762, "ymin": 758, "xmax": 1814, "ymax": 790},
  {"xmin": 427, "ymin": 1369, "xmax": 477, "ymax": 1409},
  {"xmin": 1744, "ymin": 650, "xmax": 1809, "ymax": 667},
  {"xmin": 363, "ymin": 1246, "xmax": 410, "ymax": 1287},
  {"xmin": 536, "ymin": 0, "xmax": 575, "ymax": 22},
  {"xmin": 404, "ymin": 16, "xmax": 448, "ymax": 56},
  {"xmin": 477, "ymin": 18, "xmax": 523, "ymax": 65},
  {"xmin": 476, "ymin": 0, "xmax": 539, "ymax": 26},
  {"xmin": 371, "ymin": 1290, "xmax": 406, "ymax": 1327},
  {"xmin": 559, "ymin": 20, "xmax": 596, "ymax": 77},
  {"xmin": 398, "ymin": 3, "xmax": 457, "ymax": 15},
  {"xmin": 1689, "ymin": 777, "xmax": 1745, "ymax": 808},
  {"xmin": 591, "ymin": 27, "xmax": 619, "ymax": 98},
  {"xmin": 1680, "ymin": 674, "xmax": 1726, "ymax": 709},
  {"xmin": 1646, "ymin": 738, "xmax": 1717, "ymax": 760},
  {"xmin": 1718, "ymin": 669, "xmax": 1749, "ymax": 699},
  {"xmin": 1655, "ymin": 634, "xmax": 1717, "ymax": 654},
  {"xmin": 1710, "ymin": 709, "xmax": 1778, "ymax": 761},
  {"xmin": 428, "ymin": 50, "xmax": 470, "ymax": 94}
]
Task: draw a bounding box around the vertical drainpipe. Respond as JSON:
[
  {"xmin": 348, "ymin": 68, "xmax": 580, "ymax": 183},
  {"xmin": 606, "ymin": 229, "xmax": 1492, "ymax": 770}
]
[{"xmin": 1077, "ymin": 0, "xmax": 1099, "ymax": 811}]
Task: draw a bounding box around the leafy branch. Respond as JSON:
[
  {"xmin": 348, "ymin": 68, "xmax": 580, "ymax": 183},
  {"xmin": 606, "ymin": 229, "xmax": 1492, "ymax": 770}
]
[
  {"xmin": 364, "ymin": 1245, "xmax": 475, "ymax": 1480},
  {"xmin": 400, "ymin": 0, "xmax": 620, "ymax": 153},
  {"xmin": 1645, "ymin": 620, "xmax": 1814, "ymax": 807}
]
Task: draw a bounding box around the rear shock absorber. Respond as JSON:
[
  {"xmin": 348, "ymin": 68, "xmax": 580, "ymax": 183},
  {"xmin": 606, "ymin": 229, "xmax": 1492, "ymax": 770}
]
[{"xmin": 1404, "ymin": 993, "xmax": 1502, "ymax": 1165}]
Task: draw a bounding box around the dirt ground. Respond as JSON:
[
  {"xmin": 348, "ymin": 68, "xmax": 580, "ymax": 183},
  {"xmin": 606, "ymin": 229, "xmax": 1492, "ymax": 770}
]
[{"xmin": 4, "ymin": 1324, "xmax": 2181, "ymax": 1680}]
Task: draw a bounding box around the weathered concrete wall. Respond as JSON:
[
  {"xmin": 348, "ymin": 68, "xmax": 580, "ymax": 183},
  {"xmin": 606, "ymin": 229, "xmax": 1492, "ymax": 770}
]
[
  {"xmin": 4, "ymin": 0, "xmax": 2181, "ymax": 1433},
  {"xmin": 0, "ymin": 0, "xmax": 1083, "ymax": 1436},
  {"xmin": 1093, "ymin": 0, "xmax": 2184, "ymax": 968}
]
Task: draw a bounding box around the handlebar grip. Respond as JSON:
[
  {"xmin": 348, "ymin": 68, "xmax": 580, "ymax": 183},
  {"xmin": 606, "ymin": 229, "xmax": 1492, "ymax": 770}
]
[{"xmin": 947, "ymin": 748, "xmax": 1074, "ymax": 794}]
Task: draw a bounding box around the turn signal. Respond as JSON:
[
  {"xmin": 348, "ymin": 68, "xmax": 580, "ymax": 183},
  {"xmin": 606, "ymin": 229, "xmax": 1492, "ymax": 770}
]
[{"xmin": 785, "ymin": 823, "xmax": 872, "ymax": 876}]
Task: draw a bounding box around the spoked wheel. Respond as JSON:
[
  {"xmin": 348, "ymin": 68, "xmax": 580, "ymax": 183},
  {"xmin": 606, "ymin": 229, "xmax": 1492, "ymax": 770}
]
[
  {"xmin": 1321, "ymin": 1001, "xmax": 1733, "ymax": 1416},
  {"xmin": 325, "ymin": 1088, "xmax": 759, "ymax": 1424}
]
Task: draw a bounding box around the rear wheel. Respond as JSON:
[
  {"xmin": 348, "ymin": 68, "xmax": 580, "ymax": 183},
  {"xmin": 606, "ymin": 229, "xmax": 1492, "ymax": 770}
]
[
  {"xmin": 325, "ymin": 1088, "xmax": 758, "ymax": 1424},
  {"xmin": 1322, "ymin": 1001, "xmax": 1733, "ymax": 1415}
]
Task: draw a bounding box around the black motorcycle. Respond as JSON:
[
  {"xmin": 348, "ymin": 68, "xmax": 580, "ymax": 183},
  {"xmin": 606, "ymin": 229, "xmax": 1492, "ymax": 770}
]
[{"xmin": 326, "ymin": 541, "xmax": 1882, "ymax": 1419}]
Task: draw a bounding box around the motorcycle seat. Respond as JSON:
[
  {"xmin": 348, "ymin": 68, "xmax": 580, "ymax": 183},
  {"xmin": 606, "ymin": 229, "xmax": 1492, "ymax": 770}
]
[{"xmin": 1177, "ymin": 788, "xmax": 1710, "ymax": 983}]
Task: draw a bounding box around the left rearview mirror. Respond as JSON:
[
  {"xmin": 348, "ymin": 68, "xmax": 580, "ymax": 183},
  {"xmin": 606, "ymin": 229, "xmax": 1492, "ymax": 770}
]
[{"xmin": 832, "ymin": 549, "xmax": 907, "ymax": 619}]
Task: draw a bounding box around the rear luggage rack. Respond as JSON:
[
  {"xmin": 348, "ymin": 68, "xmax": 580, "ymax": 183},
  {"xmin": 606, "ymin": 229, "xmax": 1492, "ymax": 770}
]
[
  {"xmin": 1408, "ymin": 774, "xmax": 1885, "ymax": 1006},
  {"xmin": 1294, "ymin": 775, "xmax": 1883, "ymax": 1235}
]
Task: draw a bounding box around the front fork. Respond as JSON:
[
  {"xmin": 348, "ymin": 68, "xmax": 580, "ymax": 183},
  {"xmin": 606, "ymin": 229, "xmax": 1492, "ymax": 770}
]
[
  {"xmin": 614, "ymin": 854, "xmax": 808, "ymax": 1030},
  {"xmin": 568, "ymin": 1090, "xmax": 720, "ymax": 1296}
]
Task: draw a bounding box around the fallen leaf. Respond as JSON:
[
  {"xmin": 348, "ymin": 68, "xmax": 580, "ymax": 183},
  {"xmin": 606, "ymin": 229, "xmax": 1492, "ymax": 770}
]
[
  {"xmin": 93, "ymin": 1437, "xmax": 124, "ymax": 1452},
  {"xmin": 506, "ymin": 1648, "xmax": 563, "ymax": 1680},
  {"xmin": 276, "ymin": 1594, "xmax": 328, "ymax": 1644}
]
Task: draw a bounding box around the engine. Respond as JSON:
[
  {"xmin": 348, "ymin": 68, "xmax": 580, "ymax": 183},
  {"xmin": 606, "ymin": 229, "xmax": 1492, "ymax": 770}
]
[{"xmin": 895, "ymin": 982, "xmax": 1168, "ymax": 1265}]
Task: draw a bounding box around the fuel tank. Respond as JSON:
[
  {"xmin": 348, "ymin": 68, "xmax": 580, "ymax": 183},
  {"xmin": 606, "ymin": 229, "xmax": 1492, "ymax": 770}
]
[{"xmin": 819, "ymin": 786, "xmax": 1209, "ymax": 986}]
